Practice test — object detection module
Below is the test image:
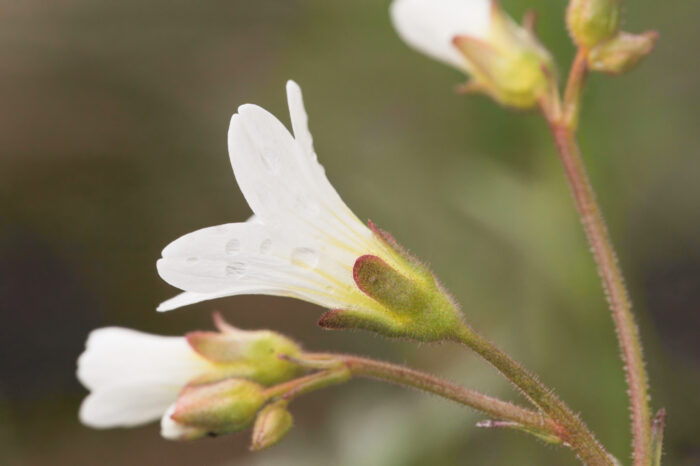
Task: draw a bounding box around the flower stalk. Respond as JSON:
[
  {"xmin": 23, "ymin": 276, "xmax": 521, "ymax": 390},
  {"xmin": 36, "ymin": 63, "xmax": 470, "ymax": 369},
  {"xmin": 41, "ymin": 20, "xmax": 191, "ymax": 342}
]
[
  {"xmin": 455, "ymin": 327, "xmax": 614, "ymax": 465},
  {"xmin": 543, "ymin": 49, "xmax": 652, "ymax": 465},
  {"xmin": 298, "ymin": 353, "xmax": 561, "ymax": 440}
]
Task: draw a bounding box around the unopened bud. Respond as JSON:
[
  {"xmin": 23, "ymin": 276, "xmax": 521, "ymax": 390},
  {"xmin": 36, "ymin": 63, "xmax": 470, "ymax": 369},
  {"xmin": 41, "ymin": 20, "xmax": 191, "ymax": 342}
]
[
  {"xmin": 168, "ymin": 378, "xmax": 268, "ymax": 438},
  {"xmin": 250, "ymin": 400, "xmax": 293, "ymax": 451},
  {"xmin": 588, "ymin": 31, "xmax": 658, "ymax": 75},
  {"xmin": 186, "ymin": 313, "xmax": 304, "ymax": 386},
  {"xmin": 566, "ymin": 0, "xmax": 621, "ymax": 49}
]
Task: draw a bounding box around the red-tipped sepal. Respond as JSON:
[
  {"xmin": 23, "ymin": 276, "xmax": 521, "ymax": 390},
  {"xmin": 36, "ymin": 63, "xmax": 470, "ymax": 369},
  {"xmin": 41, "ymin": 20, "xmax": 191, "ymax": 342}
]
[
  {"xmin": 319, "ymin": 251, "xmax": 465, "ymax": 341},
  {"xmin": 185, "ymin": 314, "xmax": 304, "ymax": 386}
]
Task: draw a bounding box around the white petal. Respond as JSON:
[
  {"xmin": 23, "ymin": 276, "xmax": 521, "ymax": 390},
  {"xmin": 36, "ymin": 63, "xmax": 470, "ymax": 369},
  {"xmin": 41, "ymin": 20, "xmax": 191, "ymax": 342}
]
[
  {"xmin": 286, "ymin": 80, "xmax": 316, "ymax": 166},
  {"xmin": 157, "ymin": 291, "xmax": 232, "ymax": 312},
  {"xmin": 229, "ymin": 88, "xmax": 373, "ymax": 251},
  {"xmin": 79, "ymin": 379, "xmax": 179, "ymax": 428},
  {"xmin": 160, "ymin": 404, "xmax": 204, "ymax": 440},
  {"xmin": 157, "ymin": 222, "xmax": 356, "ymax": 311},
  {"xmin": 157, "ymin": 83, "xmax": 398, "ymax": 314},
  {"xmin": 77, "ymin": 327, "xmax": 207, "ymax": 391},
  {"xmin": 390, "ymin": 0, "xmax": 491, "ymax": 70}
]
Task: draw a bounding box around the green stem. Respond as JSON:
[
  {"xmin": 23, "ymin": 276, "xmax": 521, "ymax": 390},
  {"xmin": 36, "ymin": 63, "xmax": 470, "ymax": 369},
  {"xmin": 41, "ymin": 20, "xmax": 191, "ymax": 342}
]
[
  {"xmin": 286, "ymin": 352, "xmax": 561, "ymax": 440},
  {"xmin": 563, "ymin": 49, "xmax": 589, "ymax": 129},
  {"xmin": 333, "ymin": 353, "xmax": 559, "ymax": 437},
  {"xmin": 455, "ymin": 327, "xmax": 614, "ymax": 465},
  {"xmin": 548, "ymin": 121, "xmax": 651, "ymax": 466},
  {"xmin": 263, "ymin": 367, "xmax": 350, "ymax": 401}
]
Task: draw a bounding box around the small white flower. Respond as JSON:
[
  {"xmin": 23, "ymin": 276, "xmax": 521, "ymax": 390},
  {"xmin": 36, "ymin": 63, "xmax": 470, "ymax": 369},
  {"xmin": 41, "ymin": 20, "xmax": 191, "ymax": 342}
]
[
  {"xmin": 156, "ymin": 81, "xmax": 413, "ymax": 319},
  {"xmin": 77, "ymin": 327, "xmax": 210, "ymax": 429},
  {"xmin": 77, "ymin": 318, "xmax": 303, "ymax": 432},
  {"xmin": 390, "ymin": 0, "xmax": 555, "ymax": 109},
  {"xmin": 390, "ymin": 0, "xmax": 491, "ymax": 73}
]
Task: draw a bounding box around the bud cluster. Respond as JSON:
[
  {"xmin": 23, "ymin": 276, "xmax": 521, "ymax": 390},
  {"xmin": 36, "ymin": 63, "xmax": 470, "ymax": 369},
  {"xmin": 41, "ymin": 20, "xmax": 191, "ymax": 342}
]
[{"xmin": 567, "ymin": 0, "xmax": 657, "ymax": 75}]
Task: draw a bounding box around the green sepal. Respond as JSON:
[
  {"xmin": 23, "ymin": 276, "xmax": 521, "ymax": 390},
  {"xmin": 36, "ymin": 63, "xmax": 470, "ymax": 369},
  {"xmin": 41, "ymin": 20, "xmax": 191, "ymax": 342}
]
[
  {"xmin": 318, "ymin": 308, "xmax": 412, "ymax": 339},
  {"xmin": 588, "ymin": 31, "xmax": 658, "ymax": 75},
  {"xmin": 318, "ymin": 250, "xmax": 465, "ymax": 341},
  {"xmin": 185, "ymin": 315, "xmax": 304, "ymax": 386},
  {"xmin": 450, "ymin": 1, "xmax": 555, "ymax": 109},
  {"xmin": 650, "ymin": 408, "xmax": 667, "ymax": 466},
  {"xmin": 250, "ymin": 400, "xmax": 293, "ymax": 451}
]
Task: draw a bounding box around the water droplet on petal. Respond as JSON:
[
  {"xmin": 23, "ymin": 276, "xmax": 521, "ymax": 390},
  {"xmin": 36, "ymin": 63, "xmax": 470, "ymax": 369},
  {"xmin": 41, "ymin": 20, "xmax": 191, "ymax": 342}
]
[
  {"xmin": 225, "ymin": 239, "xmax": 240, "ymax": 255},
  {"xmin": 296, "ymin": 194, "xmax": 320, "ymax": 217},
  {"xmin": 291, "ymin": 247, "xmax": 319, "ymax": 269},
  {"xmin": 226, "ymin": 262, "xmax": 247, "ymax": 277},
  {"xmin": 260, "ymin": 238, "xmax": 272, "ymax": 254}
]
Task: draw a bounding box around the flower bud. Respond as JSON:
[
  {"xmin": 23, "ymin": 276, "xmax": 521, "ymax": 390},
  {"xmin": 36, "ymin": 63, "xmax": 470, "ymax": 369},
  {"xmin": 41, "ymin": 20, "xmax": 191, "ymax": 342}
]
[
  {"xmin": 250, "ymin": 400, "xmax": 293, "ymax": 451},
  {"xmin": 166, "ymin": 378, "xmax": 268, "ymax": 439},
  {"xmin": 319, "ymin": 223, "xmax": 465, "ymax": 342},
  {"xmin": 587, "ymin": 31, "xmax": 658, "ymax": 75},
  {"xmin": 566, "ymin": 0, "xmax": 621, "ymax": 49},
  {"xmin": 186, "ymin": 314, "xmax": 304, "ymax": 386}
]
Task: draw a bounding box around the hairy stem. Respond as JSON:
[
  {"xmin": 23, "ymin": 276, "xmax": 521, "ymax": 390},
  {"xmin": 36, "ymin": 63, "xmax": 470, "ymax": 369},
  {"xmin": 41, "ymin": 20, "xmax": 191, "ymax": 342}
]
[
  {"xmin": 303, "ymin": 352, "xmax": 560, "ymax": 438},
  {"xmin": 456, "ymin": 327, "xmax": 614, "ymax": 465},
  {"xmin": 264, "ymin": 367, "xmax": 350, "ymax": 401},
  {"xmin": 547, "ymin": 120, "xmax": 651, "ymax": 466}
]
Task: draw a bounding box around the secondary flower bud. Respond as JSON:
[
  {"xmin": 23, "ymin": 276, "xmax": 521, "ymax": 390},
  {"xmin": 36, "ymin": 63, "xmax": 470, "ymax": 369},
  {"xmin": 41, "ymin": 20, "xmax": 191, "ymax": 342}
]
[
  {"xmin": 587, "ymin": 31, "xmax": 658, "ymax": 75},
  {"xmin": 167, "ymin": 378, "xmax": 268, "ymax": 439},
  {"xmin": 566, "ymin": 0, "xmax": 621, "ymax": 49},
  {"xmin": 391, "ymin": 0, "xmax": 555, "ymax": 109},
  {"xmin": 250, "ymin": 400, "xmax": 293, "ymax": 451}
]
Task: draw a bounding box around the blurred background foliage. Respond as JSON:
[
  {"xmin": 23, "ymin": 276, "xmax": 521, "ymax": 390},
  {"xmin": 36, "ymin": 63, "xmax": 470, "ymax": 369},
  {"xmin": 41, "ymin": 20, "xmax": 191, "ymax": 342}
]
[{"xmin": 1, "ymin": 0, "xmax": 698, "ymax": 464}]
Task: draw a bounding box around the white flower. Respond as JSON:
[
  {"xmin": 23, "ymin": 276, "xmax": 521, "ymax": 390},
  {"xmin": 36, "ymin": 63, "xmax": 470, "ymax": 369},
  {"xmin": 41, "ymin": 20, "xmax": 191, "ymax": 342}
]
[
  {"xmin": 77, "ymin": 318, "xmax": 303, "ymax": 433},
  {"xmin": 390, "ymin": 0, "xmax": 555, "ymax": 109},
  {"xmin": 77, "ymin": 327, "xmax": 210, "ymax": 429},
  {"xmin": 390, "ymin": 0, "xmax": 491, "ymax": 73},
  {"xmin": 156, "ymin": 81, "xmax": 414, "ymax": 319}
]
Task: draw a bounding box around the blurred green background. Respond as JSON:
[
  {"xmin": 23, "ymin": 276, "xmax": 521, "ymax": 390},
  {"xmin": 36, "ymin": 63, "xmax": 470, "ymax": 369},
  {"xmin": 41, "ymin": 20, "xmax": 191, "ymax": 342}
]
[{"xmin": 1, "ymin": 0, "xmax": 698, "ymax": 464}]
